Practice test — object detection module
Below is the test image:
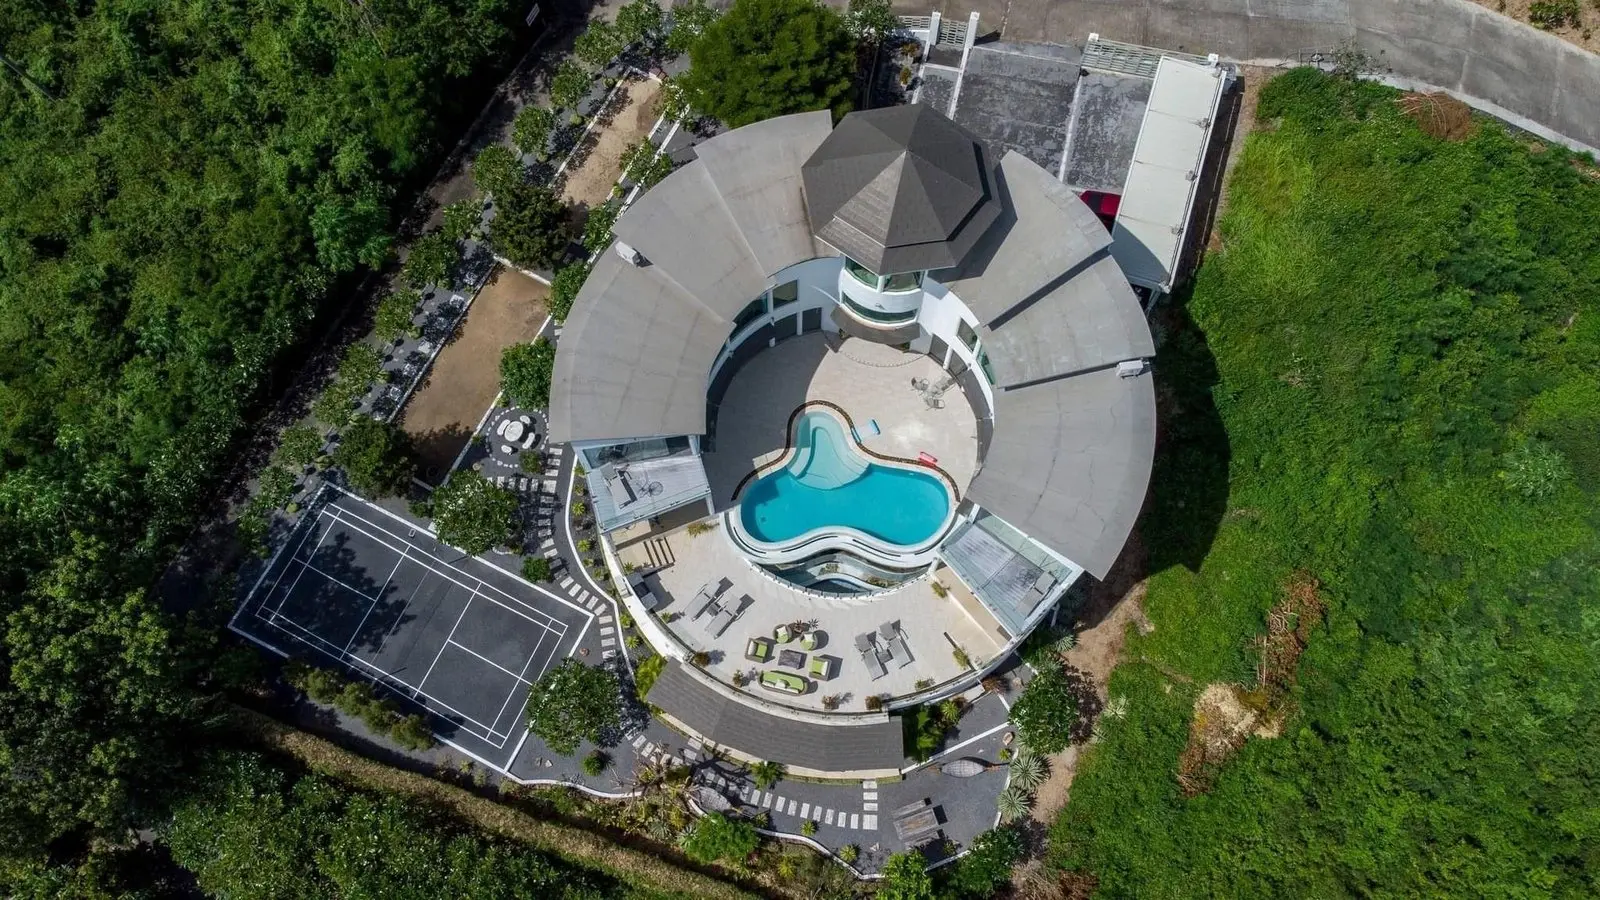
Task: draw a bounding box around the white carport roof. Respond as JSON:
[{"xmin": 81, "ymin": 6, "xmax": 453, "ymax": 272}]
[{"xmin": 1109, "ymin": 56, "xmax": 1226, "ymax": 292}]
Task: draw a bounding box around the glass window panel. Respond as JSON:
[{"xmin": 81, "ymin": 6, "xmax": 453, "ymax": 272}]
[
  {"xmin": 844, "ymin": 257, "xmax": 882, "ymax": 289},
  {"xmin": 732, "ymin": 295, "xmax": 766, "ymax": 333},
  {"xmin": 956, "ymin": 319, "xmax": 978, "ymax": 350},
  {"xmin": 772, "ymin": 280, "xmax": 799, "ymax": 306},
  {"xmin": 882, "ymin": 270, "xmax": 923, "ymax": 292}
]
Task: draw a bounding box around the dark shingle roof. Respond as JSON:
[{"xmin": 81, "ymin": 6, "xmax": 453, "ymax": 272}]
[
  {"xmin": 647, "ymin": 661, "xmax": 904, "ymax": 772},
  {"xmin": 802, "ymin": 105, "xmax": 1000, "ymax": 274}
]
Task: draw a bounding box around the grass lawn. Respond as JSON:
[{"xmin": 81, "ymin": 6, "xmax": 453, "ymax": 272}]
[{"xmin": 1049, "ymin": 69, "xmax": 1600, "ymax": 898}]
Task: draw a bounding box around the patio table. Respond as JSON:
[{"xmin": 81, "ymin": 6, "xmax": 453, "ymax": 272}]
[
  {"xmin": 778, "ymin": 648, "xmax": 806, "ymax": 669},
  {"xmin": 504, "ymin": 420, "xmax": 525, "ymax": 443}
]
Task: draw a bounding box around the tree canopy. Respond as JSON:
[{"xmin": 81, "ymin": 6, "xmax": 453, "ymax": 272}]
[
  {"xmin": 164, "ymin": 751, "xmax": 628, "ymax": 898},
  {"xmin": 428, "ymin": 471, "xmax": 518, "ymax": 555},
  {"xmin": 500, "ymin": 337, "xmax": 559, "ymax": 409},
  {"xmin": 332, "ymin": 417, "xmax": 416, "ymax": 498},
  {"xmin": 676, "ymin": 0, "xmax": 856, "ymax": 128},
  {"xmin": 1052, "ymin": 69, "xmax": 1600, "ymax": 898},
  {"xmin": 490, "ymin": 183, "xmax": 573, "ymax": 271},
  {"xmin": 524, "ymin": 658, "xmax": 622, "ymax": 755},
  {"xmin": 0, "ymin": 0, "xmax": 520, "ymax": 867}
]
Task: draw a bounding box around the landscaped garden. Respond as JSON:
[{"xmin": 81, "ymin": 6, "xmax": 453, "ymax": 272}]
[{"xmin": 1047, "ymin": 69, "xmax": 1600, "ymax": 897}]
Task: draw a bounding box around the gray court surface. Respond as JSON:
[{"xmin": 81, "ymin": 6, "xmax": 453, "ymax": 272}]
[{"xmin": 232, "ymin": 486, "xmax": 594, "ymax": 766}]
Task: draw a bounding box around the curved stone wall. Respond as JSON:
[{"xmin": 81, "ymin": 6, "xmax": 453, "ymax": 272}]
[{"xmin": 956, "ymin": 0, "xmax": 1600, "ymax": 152}]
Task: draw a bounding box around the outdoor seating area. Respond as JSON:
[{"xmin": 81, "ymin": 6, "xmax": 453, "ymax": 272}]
[
  {"xmin": 650, "ymin": 527, "xmax": 1005, "ymax": 712},
  {"xmin": 760, "ymin": 671, "xmax": 809, "ymax": 694},
  {"xmin": 856, "ymin": 622, "xmax": 913, "ymax": 680},
  {"xmin": 745, "ymin": 636, "xmax": 774, "ymax": 663}
]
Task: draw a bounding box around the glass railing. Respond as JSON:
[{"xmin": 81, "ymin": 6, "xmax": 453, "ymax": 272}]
[{"xmin": 840, "ymin": 291, "xmax": 917, "ymax": 324}]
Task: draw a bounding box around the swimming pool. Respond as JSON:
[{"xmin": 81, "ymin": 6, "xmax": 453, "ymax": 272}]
[{"xmin": 738, "ymin": 410, "xmax": 952, "ymax": 550}]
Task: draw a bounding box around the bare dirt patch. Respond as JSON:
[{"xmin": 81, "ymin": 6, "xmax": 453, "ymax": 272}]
[
  {"xmin": 1176, "ymin": 573, "xmax": 1325, "ymax": 795},
  {"xmin": 1026, "ymin": 534, "xmax": 1153, "ymax": 823},
  {"xmin": 400, "ymin": 265, "xmax": 549, "ymax": 482},
  {"xmin": 1469, "ymin": 0, "xmax": 1600, "ymax": 55},
  {"xmin": 558, "ymin": 76, "xmax": 662, "ymax": 212}
]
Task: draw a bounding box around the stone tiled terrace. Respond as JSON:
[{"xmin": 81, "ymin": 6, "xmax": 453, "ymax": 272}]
[
  {"xmin": 610, "ymin": 333, "xmax": 1013, "ymax": 711},
  {"xmin": 702, "ymin": 333, "xmax": 980, "ymax": 509},
  {"xmin": 627, "ymin": 525, "xmax": 1007, "ymax": 712}
]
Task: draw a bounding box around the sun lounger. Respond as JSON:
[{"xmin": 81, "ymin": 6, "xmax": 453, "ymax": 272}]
[
  {"xmin": 881, "ymin": 622, "xmax": 913, "ymax": 667},
  {"xmin": 688, "ymin": 582, "xmax": 721, "ymax": 619},
  {"xmin": 863, "ymin": 646, "xmax": 888, "ymax": 680},
  {"xmin": 706, "ymin": 604, "xmax": 738, "ymax": 637}
]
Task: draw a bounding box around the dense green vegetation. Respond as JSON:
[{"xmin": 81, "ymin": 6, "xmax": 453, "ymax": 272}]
[
  {"xmin": 1052, "ymin": 69, "xmax": 1600, "ymax": 897},
  {"xmin": 525, "ymin": 657, "xmax": 622, "ymax": 755},
  {"xmin": 0, "ymin": 0, "xmax": 523, "ymax": 875},
  {"xmin": 677, "ymin": 0, "xmax": 856, "ymax": 128},
  {"xmin": 164, "ymin": 751, "xmax": 656, "ymax": 899},
  {"xmin": 425, "ymin": 470, "xmax": 519, "ymax": 555}
]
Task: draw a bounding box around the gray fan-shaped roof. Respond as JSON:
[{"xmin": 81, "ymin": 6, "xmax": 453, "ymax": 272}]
[
  {"xmin": 802, "ymin": 105, "xmax": 1000, "ymax": 274},
  {"xmin": 968, "ymin": 367, "xmax": 1156, "ymax": 579}
]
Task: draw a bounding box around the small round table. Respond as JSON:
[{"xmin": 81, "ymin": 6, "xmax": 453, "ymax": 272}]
[{"xmin": 503, "ymin": 420, "xmax": 526, "ymax": 443}]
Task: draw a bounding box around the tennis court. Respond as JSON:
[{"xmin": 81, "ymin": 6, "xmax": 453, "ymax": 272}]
[{"xmin": 232, "ymin": 486, "xmax": 593, "ymax": 761}]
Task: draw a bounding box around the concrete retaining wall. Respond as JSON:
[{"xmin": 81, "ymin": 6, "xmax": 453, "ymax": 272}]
[{"xmin": 919, "ymin": 0, "xmax": 1600, "ymax": 152}]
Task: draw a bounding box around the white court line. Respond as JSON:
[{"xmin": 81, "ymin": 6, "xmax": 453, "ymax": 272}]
[
  {"xmin": 258, "ymin": 508, "xmax": 328, "ymax": 620},
  {"xmin": 231, "ymin": 487, "xmax": 332, "ymax": 631},
  {"xmin": 262, "ymin": 610, "xmax": 509, "ymax": 745},
  {"xmin": 502, "ymin": 727, "xmax": 533, "ymax": 772},
  {"xmin": 339, "ymin": 544, "xmax": 408, "ymax": 656},
  {"xmin": 414, "ymin": 587, "xmax": 478, "ymax": 699},
  {"xmin": 321, "ymin": 508, "xmax": 571, "ymax": 640},
  {"xmin": 326, "ymin": 484, "xmax": 594, "ymax": 620},
  {"xmin": 444, "ymin": 639, "xmax": 538, "ymax": 685},
  {"xmin": 486, "ymin": 613, "xmax": 554, "ymax": 736},
  {"xmin": 328, "ymin": 501, "xmax": 575, "ymax": 630},
  {"xmin": 269, "ymin": 519, "xmax": 338, "ymax": 624}
]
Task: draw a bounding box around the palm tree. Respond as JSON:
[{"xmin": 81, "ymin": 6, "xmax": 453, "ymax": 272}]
[
  {"xmin": 1008, "ymin": 749, "xmax": 1048, "ymax": 792},
  {"xmin": 750, "ymin": 759, "xmax": 785, "ymax": 789},
  {"xmin": 997, "ymin": 784, "xmax": 1033, "ymax": 823}
]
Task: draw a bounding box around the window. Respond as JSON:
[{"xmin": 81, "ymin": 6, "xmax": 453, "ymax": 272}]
[
  {"xmin": 844, "ymin": 257, "xmax": 881, "ymax": 289},
  {"xmin": 840, "ymin": 291, "xmax": 917, "ymax": 324},
  {"xmin": 956, "ymin": 319, "xmax": 978, "ymax": 351},
  {"xmin": 978, "ymin": 347, "xmax": 996, "ymax": 385},
  {"xmin": 882, "ymin": 270, "xmax": 923, "ymax": 293},
  {"xmin": 731, "ymin": 295, "xmax": 766, "ymax": 334},
  {"xmin": 581, "ymin": 436, "xmax": 691, "ymax": 468},
  {"xmin": 772, "ymin": 280, "xmax": 799, "ymax": 307}
]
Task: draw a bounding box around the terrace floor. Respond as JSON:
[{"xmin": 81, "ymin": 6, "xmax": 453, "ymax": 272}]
[
  {"xmin": 702, "ymin": 333, "xmax": 980, "ymax": 510},
  {"xmin": 626, "ymin": 524, "xmax": 1007, "ymax": 713}
]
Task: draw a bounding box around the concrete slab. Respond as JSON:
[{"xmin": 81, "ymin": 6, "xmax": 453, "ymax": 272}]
[{"xmin": 1063, "ymin": 73, "xmax": 1152, "ymax": 192}]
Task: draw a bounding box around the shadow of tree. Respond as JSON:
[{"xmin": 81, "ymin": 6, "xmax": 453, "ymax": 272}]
[{"xmin": 409, "ymin": 423, "xmax": 475, "ymax": 485}]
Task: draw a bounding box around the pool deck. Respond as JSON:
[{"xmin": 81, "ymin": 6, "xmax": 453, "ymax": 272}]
[
  {"xmin": 703, "ymin": 334, "xmax": 979, "ymax": 511},
  {"xmin": 627, "ymin": 524, "xmax": 1007, "ymax": 712}
]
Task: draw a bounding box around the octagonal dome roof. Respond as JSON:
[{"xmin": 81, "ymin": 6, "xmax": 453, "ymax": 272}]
[{"xmin": 802, "ymin": 105, "xmax": 1000, "ymax": 274}]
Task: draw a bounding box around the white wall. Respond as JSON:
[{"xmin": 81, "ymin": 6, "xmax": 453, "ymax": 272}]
[
  {"xmin": 916, "ymin": 278, "xmax": 995, "ymax": 417},
  {"xmin": 707, "ymin": 256, "xmax": 842, "ymax": 385}
]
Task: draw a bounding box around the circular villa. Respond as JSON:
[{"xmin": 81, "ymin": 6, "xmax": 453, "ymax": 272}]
[{"xmin": 550, "ymin": 101, "xmax": 1164, "ymax": 769}]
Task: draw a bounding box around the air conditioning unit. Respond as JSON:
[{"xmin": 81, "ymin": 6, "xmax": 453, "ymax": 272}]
[
  {"xmin": 614, "ymin": 241, "xmax": 645, "ymax": 266},
  {"xmin": 1117, "ymin": 359, "xmax": 1149, "ymax": 378}
]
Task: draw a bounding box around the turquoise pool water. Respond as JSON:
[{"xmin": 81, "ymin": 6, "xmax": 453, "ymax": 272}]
[{"xmin": 740, "ymin": 411, "xmax": 950, "ymax": 546}]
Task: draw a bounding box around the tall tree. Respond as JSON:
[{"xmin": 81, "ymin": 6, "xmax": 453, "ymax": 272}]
[
  {"xmin": 676, "ymin": 0, "xmax": 855, "ymax": 127},
  {"xmin": 524, "ymin": 659, "xmax": 621, "ymax": 755},
  {"xmin": 490, "ymin": 184, "xmax": 572, "ymax": 271},
  {"xmin": 427, "ymin": 471, "xmax": 518, "ymax": 555},
  {"xmin": 332, "ymin": 418, "xmax": 416, "ymax": 498},
  {"xmin": 500, "ymin": 338, "xmax": 559, "ymax": 409}
]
